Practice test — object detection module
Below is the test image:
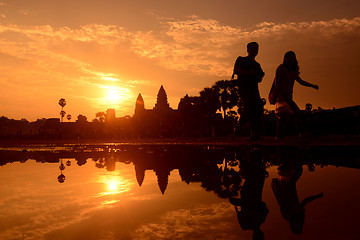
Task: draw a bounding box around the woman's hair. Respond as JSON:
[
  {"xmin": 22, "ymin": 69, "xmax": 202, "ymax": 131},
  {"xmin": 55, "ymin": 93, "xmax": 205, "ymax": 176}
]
[{"xmin": 283, "ymin": 51, "xmax": 300, "ymax": 74}]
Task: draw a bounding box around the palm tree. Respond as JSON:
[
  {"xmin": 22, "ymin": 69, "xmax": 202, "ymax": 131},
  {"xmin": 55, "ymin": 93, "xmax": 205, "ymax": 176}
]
[
  {"xmin": 215, "ymin": 80, "xmax": 239, "ymax": 119},
  {"xmin": 58, "ymin": 98, "xmax": 66, "ymax": 122},
  {"xmin": 66, "ymin": 114, "xmax": 72, "ymax": 122},
  {"xmin": 60, "ymin": 110, "xmax": 66, "ymax": 121}
]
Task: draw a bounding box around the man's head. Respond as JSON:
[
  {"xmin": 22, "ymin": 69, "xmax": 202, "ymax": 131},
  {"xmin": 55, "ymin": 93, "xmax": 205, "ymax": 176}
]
[{"xmin": 247, "ymin": 42, "xmax": 259, "ymax": 58}]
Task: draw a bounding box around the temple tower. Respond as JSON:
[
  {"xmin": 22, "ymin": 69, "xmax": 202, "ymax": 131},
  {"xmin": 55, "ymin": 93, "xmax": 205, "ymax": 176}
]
[
  {"xmin": 154, "ymin": 85, "xmax": 170, "ymax": 110},
  {"xmin": 135, "ymin": 93, "xmax": 145, "ymax": 116}
]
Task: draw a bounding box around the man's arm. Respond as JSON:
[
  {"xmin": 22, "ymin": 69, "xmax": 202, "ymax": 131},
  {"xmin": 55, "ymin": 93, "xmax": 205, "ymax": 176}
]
[{"xmin": 256, "ymin": 64, "xmax": 265, "ymax": 83}]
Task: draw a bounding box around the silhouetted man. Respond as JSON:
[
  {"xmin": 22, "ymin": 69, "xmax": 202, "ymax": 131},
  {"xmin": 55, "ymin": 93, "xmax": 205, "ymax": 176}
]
[{"xmin": 232, "ymin": 42, "xmax": 264, "ymax": 140}]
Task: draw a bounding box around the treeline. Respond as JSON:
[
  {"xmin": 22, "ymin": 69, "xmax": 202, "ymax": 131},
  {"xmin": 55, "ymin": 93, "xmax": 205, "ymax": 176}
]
[{"xmin": 0, "ymin": 79, "xmax": 359, "ymax": 140}]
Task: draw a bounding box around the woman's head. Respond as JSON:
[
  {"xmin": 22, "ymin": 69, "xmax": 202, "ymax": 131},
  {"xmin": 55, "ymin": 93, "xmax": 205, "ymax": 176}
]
[{"xmin": 283, "ymin": 51, "xmax": 299, "ymax": 73}]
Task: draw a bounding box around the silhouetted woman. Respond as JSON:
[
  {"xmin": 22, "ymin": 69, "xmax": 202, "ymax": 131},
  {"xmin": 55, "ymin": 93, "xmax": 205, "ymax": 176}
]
[{"xmin": 274, "ymin": 51, "xmax": 319, "ymax": 137}]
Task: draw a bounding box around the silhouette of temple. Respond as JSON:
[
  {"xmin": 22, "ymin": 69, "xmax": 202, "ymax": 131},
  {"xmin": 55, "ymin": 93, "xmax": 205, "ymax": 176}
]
[
  {"xmin": 135, "ymin": 85, "xmax": 174, "ymax": 115},
  {"xmin": 1, "ymin": 79, "xmax": 359, "ymax": 140},
  {"xmin": 134, "ymin": 85, "xmax": 180, "ymax": 137}
]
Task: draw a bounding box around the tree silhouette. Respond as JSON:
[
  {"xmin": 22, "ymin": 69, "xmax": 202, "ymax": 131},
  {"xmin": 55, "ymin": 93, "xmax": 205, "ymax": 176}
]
[
  {"xmin": 215, "ymin": 80, "xmax": 240, "ymax": 119},
  {"xmin": 66, "ymin": 114, "xmax": 72, "ymax": 122},
  {"xmin": 60, "ymin": 110, "xmax": 66, "ymax": 121},
  {"xmin": 305, "ymin": 103, "xmax": 313, "ymax": 112},
  {"xmin": 199, "ymin": 86, "xmax": 221, "ymax": 137},
  {"xmin": 95, "ymin": 112, "xmax": 106, "ymax": 123},
  {"xmin": 199, "ymin": 86, "xmax": 221, "ymax": 118},
  {"xmin": 58, "ymin": 98, "xmax": 66, "ymax": 122},
  {"xmin": 76, "ymin": 115, "xmax": 88, "ymax": 123}
]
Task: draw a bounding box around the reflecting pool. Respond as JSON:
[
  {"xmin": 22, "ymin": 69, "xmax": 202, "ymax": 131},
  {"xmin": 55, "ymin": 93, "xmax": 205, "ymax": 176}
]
[{"xmin": 0, "ymin": 144, "xmax": 359, "ymax": 240}]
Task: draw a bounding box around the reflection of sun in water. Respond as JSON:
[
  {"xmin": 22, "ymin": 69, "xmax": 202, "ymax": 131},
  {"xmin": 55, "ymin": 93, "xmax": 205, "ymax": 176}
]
[{"xmin": 97, "ymin": 173, "xmax": 133, "ymax": 197}]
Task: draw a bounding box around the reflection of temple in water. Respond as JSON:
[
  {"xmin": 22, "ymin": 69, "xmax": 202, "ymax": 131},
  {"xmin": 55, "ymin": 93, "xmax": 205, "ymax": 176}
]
[
  {"xmin": 134, "ymin": 161, "xmax": 171, "ymax": 194},
  {"xmin": 131, "ymin": 147, "xmax": 190, "ymax": 194},
  {"xmin": 1, "ymin": 145, "xmax": 359, "ymax": 240},
  {"xmin": 1, "ymin": 146, "xmax": 359, "ymax": 195}
]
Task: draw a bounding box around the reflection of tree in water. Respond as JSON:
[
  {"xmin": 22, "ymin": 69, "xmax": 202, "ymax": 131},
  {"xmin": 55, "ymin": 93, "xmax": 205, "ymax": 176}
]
[
  {"xmin": 58, "ymin": 159, "xmax": 66, "ymax": 183},
  {"xmin": 50, "ymin": 145, "xmax": 329, "ymax": 237},
  {"xmin": 0, "ymin": 144, "xmax": 357, "ymax": 239},
  {"xmin": 93, "ymin": 157, "xmax": 116, "ymax": 171},
  {"xmin": 84, "ymin": 146, "xmax": 241, "ymax": 196},
  {"xmin": 0, "ymin": 145, "xmax": 358, "ymax": 195},
  {"xmin": 57, "ymin": 159, "xmax": 71, "ymax": 183},
  {"xmin": 199, "ymin": 150, "xmax": 243, "ymax": 199},
  {"xmin": 57, "ymin": 173, "xmax": 65, "ymax": 183},
  {"xmin": 76, "ymin": 156, "xmax": 88, "ymax": 166}
]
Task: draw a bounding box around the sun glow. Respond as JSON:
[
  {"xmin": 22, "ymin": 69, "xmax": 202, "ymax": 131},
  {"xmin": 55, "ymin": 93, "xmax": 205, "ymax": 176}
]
[
  {"xmin": 107, "ymin": 88, "xmax": 121, "ymax": 102},
  {"xmin": 108, "ymin": 181, "xmax": 119, "ymax": 192},
  {"xmin": 102, "ymin": 86, "xmax": 129, "ymax": 107},
  {"xmin": 97, "ymin": 173, "xmax": 133, "ymax": 197}
]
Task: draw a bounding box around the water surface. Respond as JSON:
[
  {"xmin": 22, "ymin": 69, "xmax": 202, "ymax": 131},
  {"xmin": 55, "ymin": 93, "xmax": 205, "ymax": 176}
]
[{"xmin": 0, "ymin": 144, "xmax": 359, "ymax": 240}]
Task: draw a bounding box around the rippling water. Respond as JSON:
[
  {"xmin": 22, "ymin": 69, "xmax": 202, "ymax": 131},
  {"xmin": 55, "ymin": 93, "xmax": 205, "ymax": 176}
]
[{"xmin": 0, "ymin": 144, "xmax": 359, "ymax": 240}]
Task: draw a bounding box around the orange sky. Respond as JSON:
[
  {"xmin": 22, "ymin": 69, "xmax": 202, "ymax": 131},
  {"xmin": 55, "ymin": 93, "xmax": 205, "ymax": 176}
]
[{"xmin": 0, "ymin": 0, "xmax": 359, "ymax": 121}]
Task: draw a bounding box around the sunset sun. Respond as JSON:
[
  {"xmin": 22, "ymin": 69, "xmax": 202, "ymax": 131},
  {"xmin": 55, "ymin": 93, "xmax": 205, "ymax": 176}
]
[
  {"xmin": 107, "ymin": 88, "xmax": 121, "ymax": 102},
  {"xmin": 0, "ymin": 0, "xmax": 359, "ymax": 239}
]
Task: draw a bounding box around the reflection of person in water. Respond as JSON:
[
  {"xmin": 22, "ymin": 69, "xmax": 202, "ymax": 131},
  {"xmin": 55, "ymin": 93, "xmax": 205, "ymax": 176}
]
[
  {"xmin": 272, "ymin": 159, "xmax": 323, "ymax": 234},
  {"xmin": 229, "ymin": 149, "xmax": 268, "ymax": 240}
]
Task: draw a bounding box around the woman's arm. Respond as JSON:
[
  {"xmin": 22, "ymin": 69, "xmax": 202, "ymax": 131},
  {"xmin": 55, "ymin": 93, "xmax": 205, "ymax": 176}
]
[
  {"xmin": 301, "ymin": 193, "xmax": 324, "ymax": 207},
  {"xmin": 295, "ymin": 75, "xmax": 319, "ymax": 90}
]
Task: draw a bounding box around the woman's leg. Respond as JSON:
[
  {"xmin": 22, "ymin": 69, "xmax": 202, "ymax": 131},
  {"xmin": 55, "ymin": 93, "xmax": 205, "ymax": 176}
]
[
  {"xmin": 287, "ymin": 100, "xmax": 303, "ymax": 136},
  {"xmin": 276, "ymin": 117, "xmax": 284, "ymax": 138}
]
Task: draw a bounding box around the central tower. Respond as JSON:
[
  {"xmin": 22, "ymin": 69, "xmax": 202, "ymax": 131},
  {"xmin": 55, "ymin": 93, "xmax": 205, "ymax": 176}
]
[{"xmin": 154, "ymin": 85, "xmax": 170, "ymax": 110}]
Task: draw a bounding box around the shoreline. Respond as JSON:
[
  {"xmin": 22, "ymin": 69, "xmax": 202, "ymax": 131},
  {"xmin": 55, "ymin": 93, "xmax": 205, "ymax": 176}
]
[{"xmin": 0, "ymin": 134, "xmax": 359, "ymax": 147}]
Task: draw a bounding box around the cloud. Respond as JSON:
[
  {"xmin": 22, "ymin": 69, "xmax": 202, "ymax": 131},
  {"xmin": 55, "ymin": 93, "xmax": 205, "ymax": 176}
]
[
  {"xmin": 17, "ymin": 9, "xmax": 32, "ymax": 16},
  {"xmin": 1, "ymin": 16, "xmax": 359, "ymax": 78},
  {"xmin": 249, "ymin": 17, "xmax": 360, "ymax": 38},
  {"xmin": 0, "ymin": 16, "xmax": 359, "ymax": 119},
  {"xmin": 0, "ymin": 23, "xmax": 142, "ymax": 118},
  {"xmin": 133, "ymin": 202, "xmax": 240, "ymax": 240},
  {"xmin": 131, "ymin": 16, "xmax": 360, "ymax": 76}
]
